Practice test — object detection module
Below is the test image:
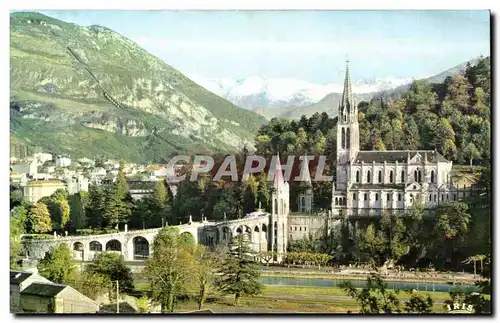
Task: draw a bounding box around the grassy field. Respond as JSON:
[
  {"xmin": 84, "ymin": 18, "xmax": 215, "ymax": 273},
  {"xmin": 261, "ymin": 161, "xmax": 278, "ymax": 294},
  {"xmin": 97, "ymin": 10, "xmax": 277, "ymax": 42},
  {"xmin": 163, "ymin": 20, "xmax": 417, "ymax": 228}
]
[{"xmin": 132, "ymin": 279, "xmax": 454, "ymax": 313}]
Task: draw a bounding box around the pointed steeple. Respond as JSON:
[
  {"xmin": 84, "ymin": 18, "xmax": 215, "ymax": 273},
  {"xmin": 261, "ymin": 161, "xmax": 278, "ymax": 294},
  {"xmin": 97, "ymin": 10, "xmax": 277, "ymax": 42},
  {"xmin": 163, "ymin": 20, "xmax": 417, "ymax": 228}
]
[
  {"xmin": 298, "ymin": 155, "xmax": 312, "ymax": 187},
  {"xmin": 274, "ymin": 152, "xmax": 285, "ymax": 189},
  {"xmin": 341, "ymin": 60, "xmax": 354, "ymax": 114}
]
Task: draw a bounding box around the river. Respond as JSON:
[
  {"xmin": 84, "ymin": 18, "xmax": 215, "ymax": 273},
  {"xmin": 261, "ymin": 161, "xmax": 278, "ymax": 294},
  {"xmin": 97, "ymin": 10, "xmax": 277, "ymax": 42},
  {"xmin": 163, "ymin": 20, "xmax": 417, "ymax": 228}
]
[{"xmin": 261, "ymin": 276, "xmax": 479, "ymax": 293}]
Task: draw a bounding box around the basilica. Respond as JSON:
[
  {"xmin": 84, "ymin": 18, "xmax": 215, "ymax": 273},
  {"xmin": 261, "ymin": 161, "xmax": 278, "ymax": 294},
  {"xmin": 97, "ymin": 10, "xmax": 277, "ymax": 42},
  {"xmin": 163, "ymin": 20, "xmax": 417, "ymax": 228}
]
[{"xmin": 330, "ymin": 63, "xmax": 456, "ymax": 216}]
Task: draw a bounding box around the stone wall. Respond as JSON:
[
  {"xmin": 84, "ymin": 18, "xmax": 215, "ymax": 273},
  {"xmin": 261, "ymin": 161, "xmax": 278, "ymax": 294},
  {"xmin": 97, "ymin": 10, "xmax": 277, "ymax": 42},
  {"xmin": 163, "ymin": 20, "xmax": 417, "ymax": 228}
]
[{"xmin": 287, "ymin": 214, "xmax": 328, "ymax": 242}]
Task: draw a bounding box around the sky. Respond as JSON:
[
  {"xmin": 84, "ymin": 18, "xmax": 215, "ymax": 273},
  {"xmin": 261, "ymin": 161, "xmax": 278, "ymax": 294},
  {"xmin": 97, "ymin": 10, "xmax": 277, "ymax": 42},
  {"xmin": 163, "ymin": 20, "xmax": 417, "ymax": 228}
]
[{"xmin": 38, "ymin": 10, "xmax": 490, "ymax": 84}]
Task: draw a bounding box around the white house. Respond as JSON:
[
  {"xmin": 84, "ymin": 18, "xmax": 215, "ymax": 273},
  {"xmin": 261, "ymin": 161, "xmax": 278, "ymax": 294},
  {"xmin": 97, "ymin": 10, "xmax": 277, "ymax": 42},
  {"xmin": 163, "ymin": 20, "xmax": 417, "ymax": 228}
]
[{"xmin": 55, "ymin": 156, "xmax": 71, "ymax": 167}]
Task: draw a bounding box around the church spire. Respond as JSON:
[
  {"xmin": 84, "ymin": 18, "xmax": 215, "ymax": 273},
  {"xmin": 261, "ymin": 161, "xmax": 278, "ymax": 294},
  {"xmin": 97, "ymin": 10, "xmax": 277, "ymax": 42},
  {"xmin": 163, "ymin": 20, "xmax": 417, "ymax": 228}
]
[
  {"xmin": 274, "ymin": 152, "xmax": 285, "ymax": 189},
  {"xmin": 341, "ymin": 60, "xmax": 354, "ymax": 114}
]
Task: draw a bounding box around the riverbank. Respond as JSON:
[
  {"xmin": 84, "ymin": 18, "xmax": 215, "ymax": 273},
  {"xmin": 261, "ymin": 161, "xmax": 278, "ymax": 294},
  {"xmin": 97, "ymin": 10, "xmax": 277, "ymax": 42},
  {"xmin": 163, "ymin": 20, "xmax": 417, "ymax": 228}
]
[{"xmin": 260, "ymin": 270, "xmax": 480, "ymax": 284}]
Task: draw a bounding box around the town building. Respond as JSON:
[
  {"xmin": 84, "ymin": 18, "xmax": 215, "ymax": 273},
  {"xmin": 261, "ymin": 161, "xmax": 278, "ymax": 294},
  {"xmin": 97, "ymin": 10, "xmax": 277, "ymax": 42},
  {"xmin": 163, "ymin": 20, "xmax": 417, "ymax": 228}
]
[
  {"xmin": 11, "ymin": 159, "xmax": 38, "ymax": 177},
  {"xmin": 55, "ymin": 156, "xmax": 72, "ymax": 167},
  {"xmin": 23, "ymin": 180, "xmax": 66, "ymax": 203},
  {"xmin": 66, "ymin": 175, "xmax": 90, "ymax": 195},
  {"xmin": 34, "ymin": 152, "xmax": 53, "ymax": 165}
]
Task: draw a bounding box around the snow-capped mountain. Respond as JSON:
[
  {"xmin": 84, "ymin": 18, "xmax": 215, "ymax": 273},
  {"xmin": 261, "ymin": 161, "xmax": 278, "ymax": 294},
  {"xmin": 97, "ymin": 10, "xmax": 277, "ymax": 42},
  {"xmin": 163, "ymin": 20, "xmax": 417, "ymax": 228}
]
[{"xmin": 188, "ymin": 74, "xmax": 415, "ymax": 109}]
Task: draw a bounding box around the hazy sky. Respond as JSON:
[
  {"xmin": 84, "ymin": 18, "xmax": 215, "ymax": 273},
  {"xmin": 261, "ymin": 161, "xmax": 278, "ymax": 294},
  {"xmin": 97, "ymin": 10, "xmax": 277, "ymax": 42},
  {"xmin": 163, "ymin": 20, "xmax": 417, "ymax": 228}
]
[{"xmin": 39, "ymin": 10, "xmax": 490, "ymax": 83}]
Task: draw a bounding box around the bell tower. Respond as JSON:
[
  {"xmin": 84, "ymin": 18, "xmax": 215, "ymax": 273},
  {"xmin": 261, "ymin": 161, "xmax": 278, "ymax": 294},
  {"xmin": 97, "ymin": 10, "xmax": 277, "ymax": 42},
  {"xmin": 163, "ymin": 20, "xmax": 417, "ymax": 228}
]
[
  {"xmin": 271, "ymin": 153, "xmax": 289, "ymax": 260},
  {"xmin": 336, "ymin": 60, "xmax": 360, "ymax": 190}
]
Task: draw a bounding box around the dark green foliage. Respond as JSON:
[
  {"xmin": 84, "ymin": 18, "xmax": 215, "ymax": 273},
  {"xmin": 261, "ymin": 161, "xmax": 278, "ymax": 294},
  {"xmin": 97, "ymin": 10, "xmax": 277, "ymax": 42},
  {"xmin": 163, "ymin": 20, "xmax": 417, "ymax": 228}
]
[
  {"xmin": 85, "ymin": 252, "xmax": 134, "ymax": 293},
  {"xmin": 10, "ymin": 205, "xmax": 28, "ymax": 268},
  {"xmin": 145, "ymin": 226, "xmax": 196, "ymax": 313},
  {"xmin": 10, "ymin": 186, "xmax": 23, "ymax": 209},
  {"xmin": 26, "ymin": 202, "xmax": 52, "ymax": 233},
  {"xmin": 39, "ymin": 189, "xmax": 70, "ymax": 231},
  {"xmin": 217, "ymin": 234, "xmax": 262, "ymax": 305},
  {"xmin": 341, "ymin": 273, "xmax": 433, "ymax": 314},
  {"xmin": 68, "ymin": 192, "xmax": 89, "ymax": 231},
  {"xmin": 37, "ymin": 243, "xmax": 77, "ymax": 284}
]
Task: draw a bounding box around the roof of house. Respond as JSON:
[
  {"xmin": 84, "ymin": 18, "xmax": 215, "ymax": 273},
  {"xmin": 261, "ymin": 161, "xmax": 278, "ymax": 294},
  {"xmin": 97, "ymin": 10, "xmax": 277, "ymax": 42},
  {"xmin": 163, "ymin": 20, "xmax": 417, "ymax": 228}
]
[
  {"xmin": 21, "ymin": 282, "xmax": 67, "ymax": 297},
  {"xmin": 10, "ymin": 271, "xmax": 33, "ymax": 285},
  {"xmin": 353, "ymin": 150, "xmax": 448, "ymax": 164},
  {"xmin": 99, "ymin": 302, "xmax": 137, "ymax": 313}
]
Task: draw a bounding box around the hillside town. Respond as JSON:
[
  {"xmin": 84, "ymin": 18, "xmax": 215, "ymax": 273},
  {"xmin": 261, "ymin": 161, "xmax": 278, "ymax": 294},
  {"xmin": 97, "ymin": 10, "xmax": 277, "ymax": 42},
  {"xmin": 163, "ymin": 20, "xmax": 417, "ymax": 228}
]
[{"xmin": 10, "ymin": 152, "xmax": 179, "ymax": 203}]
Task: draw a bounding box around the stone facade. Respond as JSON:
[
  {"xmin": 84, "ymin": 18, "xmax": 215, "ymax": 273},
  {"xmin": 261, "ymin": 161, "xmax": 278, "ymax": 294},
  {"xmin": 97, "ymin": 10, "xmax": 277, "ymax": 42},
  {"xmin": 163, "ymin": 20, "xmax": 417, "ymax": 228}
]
[{"xmin": 331, "ymin": 62, "xmax": 455, "ymax": 216}]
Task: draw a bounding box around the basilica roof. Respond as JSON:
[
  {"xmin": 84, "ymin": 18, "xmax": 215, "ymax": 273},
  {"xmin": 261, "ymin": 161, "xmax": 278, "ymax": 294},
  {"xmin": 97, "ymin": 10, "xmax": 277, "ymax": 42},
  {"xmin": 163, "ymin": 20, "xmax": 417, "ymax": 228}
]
[{"xmin": 353, "ymin": 150, "xmax": 448, "ymax": 164}]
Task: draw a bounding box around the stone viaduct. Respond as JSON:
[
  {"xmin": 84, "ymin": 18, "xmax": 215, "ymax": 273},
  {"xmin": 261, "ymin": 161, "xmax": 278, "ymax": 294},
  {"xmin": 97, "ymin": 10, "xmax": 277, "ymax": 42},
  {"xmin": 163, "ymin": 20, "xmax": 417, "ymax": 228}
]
[{"xmin": 22, "ymin": 211, "xmax": 272, "ymax": 262}]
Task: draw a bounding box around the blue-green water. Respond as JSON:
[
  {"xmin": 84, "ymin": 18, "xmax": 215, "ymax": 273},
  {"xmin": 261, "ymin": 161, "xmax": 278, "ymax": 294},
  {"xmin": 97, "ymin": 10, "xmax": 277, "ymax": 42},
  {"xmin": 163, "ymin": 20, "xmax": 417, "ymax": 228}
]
[{"xmin": 261, "ymin": 276, "xmax": 479, "ymax": 293}]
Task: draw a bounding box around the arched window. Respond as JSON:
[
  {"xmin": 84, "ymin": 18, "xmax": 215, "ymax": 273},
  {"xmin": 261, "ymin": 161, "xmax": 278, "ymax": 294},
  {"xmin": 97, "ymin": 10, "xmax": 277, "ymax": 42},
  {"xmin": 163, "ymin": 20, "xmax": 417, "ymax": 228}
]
[
  {"xmin": 367, "ymin": 170, "xmax": 371, "ymax": 183},
  {"xmin": 343, "ymin": 197, "xmax": 347, "ymax": 205},
  {"xmin": 335, "ymin": 198, "xmax": 338, "ymax": 205},
  {"xmin": 429, "ymin": 194, "xmax": 432, "ymax": 201},
  {"xmin": 341, "ymin": 128, "xmax": 346, "ymax": 149},
  {"xmin": 274, "ymin": 199, "xmax": 278, "ymax": 214},
  {"xmin": 389, "ymin": 170, "xmax": 394, "ymax": 183},
  {"xmin": 356, "ymin": 170, "xmax": 360, "ymax": 183},
  {"xmin": 414, "ymin": 170, "xmax": 418, "ymax": 182},
  {"xmin": 378, "ymin": 170, "xmax": 382, "ymax": 183},
  {"xmin": 431, "ymin": 170, "xmax": 435, "ymax": 183},
  {"xmin": 418, "ymin": 170, "xmax": 422, "ymax": 183},
  {"xmin": 353, "ymin": 193, "xmax": 357, "ymax": 201},
  {"xmin": 387, "ymin": 193, "xmax": 391, "ymax": 201},
  {"xmin": 301, "ymin": 196, "xmax": 305, "ymax": 207},
  {"xmin": 375, "ymin": 193, "xmax": 379, "ymax": 201},
  {"xmin": 398, "ymin": 193, "xmax": 402, "ymax": 201},
  {"xmin": 346, "ymin": 128, "xmax": 350, "ymax": 149},
  {"xmin": 453, "ymin": 194, "xmax": 457, "ymax": 201},
  {"xmin": 401, "ymin": 170, "xmax": 405, "ymax": 183},
  {"xmin": 364, "ymin": 193, "xmax": 367, "ymax": 201}
]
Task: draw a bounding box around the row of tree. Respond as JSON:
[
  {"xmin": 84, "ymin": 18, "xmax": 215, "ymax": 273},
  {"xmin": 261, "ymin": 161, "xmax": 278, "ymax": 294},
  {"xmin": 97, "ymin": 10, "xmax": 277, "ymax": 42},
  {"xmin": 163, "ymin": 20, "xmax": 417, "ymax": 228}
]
[{"xmin": 254, "ymin": 57, "xmax": 490, "ymax": 166}]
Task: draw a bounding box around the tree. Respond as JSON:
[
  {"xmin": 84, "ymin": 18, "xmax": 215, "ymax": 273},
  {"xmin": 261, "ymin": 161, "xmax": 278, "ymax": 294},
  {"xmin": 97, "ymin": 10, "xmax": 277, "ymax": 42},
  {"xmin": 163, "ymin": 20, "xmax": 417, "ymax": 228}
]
[
  {"xmin": 26, "ymin": 202, "xmax": 52, "ymax": 233},
  {"xmin": 144, "ymin": 226, "xmax": 195, "ymax": 313},
  {"xmin": 85, "ymin": 252, "xmax": 134, "ymax": 295},
  {"xmin": 10, "ymin": 205, "xmax": 28, "ymax": 268},
  {"xmin": 38, "ymin": 243, "xmax": 77, "ymax": 284},
  {"xmin": 193, "ymin": 246, "xmax": 220, "ymax": 310},
  {"xmin": 116, "ymin": 162, "xmax": 129, "ymax": 200},
  {"xmin": 217, "ymin": 234, "xmax": 262, "ymax": 305},
  {"xmin": 354, "ymin": 224, "xmax": 386, "ymax": 266},
  {"xmin": 86, "ymin": 185, "xmax": 105, "ymax": 229},
  {"xmin": 102, "ymin": 185, "xmax": 131, "ymax": 229},
  {"xmin": 404, "ymin": 290, "xmax": 434, "ymax": 313},
  {"xmin": 136, "ymin": 295, "xmax": 150, "ymax": 313},
  {"xmin": 462, "ymin": 142, "xmax": 481, "ymax": 167},
  {"xmin": 256, "ymin": 173, "xmax": 270, "ymax": 211},
  {"xmin": 70, "ymin": 271, "xmax": 110, "ymax": 301},
  {"xmin": 10, "ymin": 186, "xmax": 23, "ymax": 209},
  {"xmin": 341, "ymin": 272, "xmax": 433, "ymax": 314},
  {"xmin": 68, "ymin": 192, "xmax": 89, "ymax": 231},
  {"xmin": 40, "ymin": 190, "xmax": 71, "ymax": 231}
]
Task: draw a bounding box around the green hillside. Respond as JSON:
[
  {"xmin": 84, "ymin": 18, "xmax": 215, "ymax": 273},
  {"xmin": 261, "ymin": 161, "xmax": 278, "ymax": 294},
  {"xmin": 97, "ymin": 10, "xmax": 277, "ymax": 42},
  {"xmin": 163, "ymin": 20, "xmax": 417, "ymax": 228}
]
[{"xmin": 10, "ymin": 12, "xmax": 266, "ymax": 162}]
